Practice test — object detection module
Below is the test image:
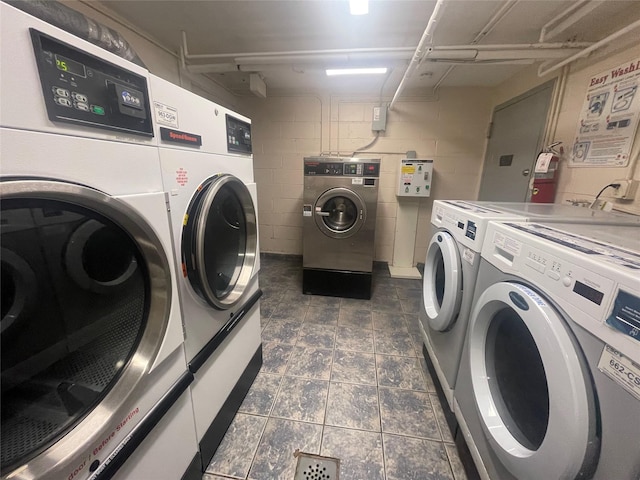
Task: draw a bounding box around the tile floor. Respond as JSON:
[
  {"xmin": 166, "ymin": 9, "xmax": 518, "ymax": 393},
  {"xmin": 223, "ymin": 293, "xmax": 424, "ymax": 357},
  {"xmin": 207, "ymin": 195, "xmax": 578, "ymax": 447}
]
[{"xmin": 203, "ymin": 255, "xmax": 467, "ymax": 480}]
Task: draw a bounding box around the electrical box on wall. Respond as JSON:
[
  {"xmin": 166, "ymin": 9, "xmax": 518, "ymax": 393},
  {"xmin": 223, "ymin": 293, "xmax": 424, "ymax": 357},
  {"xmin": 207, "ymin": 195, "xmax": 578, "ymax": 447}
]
[
  {"xmin": 397, "ymin": 159, "xmax": 433, "ymax": 197},
  {"xmin": 372, "ymin": 105, "xmax": 387, "ymax": 132}
]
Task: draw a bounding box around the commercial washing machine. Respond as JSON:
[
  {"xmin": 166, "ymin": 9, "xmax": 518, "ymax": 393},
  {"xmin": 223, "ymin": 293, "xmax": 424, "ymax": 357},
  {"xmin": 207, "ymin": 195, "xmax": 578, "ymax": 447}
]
[
  {"xmin": 421, "ymin": 200, "xmax": 640, "ymax": 414},
  {"xmin": 151, "ymin": 74, "xmax": 262, "ymax": 472},
  {"xmin": 302, "ymin": 157, "xmax": 380, "ymax": 299},
  {"xmin": 455, "ymin": 221, "xmax": 640, "ymax": 479},
  {"xmin": 0, "ymin": 3, "xmax": 198, "ymax": 479}
]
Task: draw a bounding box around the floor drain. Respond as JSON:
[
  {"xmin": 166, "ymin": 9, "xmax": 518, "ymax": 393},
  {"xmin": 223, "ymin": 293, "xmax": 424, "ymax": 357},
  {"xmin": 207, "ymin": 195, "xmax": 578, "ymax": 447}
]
[{"xmin": 293, "ymin": 450, "xmax": 340, "ymax": 480}]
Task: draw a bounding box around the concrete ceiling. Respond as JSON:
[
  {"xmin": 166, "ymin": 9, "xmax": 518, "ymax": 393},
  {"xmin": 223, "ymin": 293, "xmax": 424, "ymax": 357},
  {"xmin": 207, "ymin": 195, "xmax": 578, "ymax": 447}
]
[{"xmin": 100, "ymin": 0, "xmax": 640, "ymax": 97}]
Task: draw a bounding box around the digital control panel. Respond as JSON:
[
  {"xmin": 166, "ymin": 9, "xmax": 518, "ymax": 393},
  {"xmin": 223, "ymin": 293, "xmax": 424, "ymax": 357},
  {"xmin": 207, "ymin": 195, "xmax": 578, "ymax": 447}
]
[
  {"xmin": 30, "ymin": 29, "xmax": 153, "ymax": 136},
  {"xmin": 488, "ymin": 222, "xmax": 640, "ymax": 361},
  {"xmin": 226, "ymin": 114, "xmax": 252, "ymax": 154},
  {"xmin": 304, "ymin": 160, "xmax": 380, "ymax": 177}
]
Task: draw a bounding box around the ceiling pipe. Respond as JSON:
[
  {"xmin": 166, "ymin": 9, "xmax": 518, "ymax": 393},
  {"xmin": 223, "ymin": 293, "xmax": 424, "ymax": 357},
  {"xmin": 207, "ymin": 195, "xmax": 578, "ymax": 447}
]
[
  {"xmin": 435, "ymin": 42, "xmax": 591, "ymax": 50},
  {"xmin": 183, "ymin": 44, "xmax": 587, "ymax": 74},
  {"xmin": 538, "ymin": 18, "xmax": 640, "ymax": 77},
  {"xmin": 186, "ymin": 63, "xmax": 240, "ymax": 74},
  {"xmin": 389, "ymin": 0, "xmax": 446, "ymax": 111},
  {"xmin": 432, "ymin": 0, "xmax": 518, "ymax": 92},
  {"xmin": 539, "ymin": 0, "xmax": 604, "ymax": 43},
  {"xmin": 181, "ymin": 31, "xmax": 415, "ymax": 60},
  {"xmin": 472, "ymin": 0, "xmax": 519, "ymax": 45},
  {"xmin": 235, "ymin": 52, "xmax": 411, "ymax": 65}
]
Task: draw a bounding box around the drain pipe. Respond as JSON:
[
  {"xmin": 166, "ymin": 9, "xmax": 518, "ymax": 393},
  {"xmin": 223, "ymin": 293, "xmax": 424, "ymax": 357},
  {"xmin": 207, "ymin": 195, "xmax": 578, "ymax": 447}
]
[
  {"xmin": 389, "ymin": 0, "xmax": 445, "ymax": 111},
  {"xmin": 538, "ymin": 18, "xmax": 640, "ymax": 77}
]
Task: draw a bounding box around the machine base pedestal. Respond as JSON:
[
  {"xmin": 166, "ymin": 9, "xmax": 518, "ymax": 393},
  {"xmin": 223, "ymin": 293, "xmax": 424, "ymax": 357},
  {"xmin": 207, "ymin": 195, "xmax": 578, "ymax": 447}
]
[
  {"xmin": 388, "ymin": 265, "xmax": 422, "ymax": 279},
  {"xmin": 422, "ymin": 345, "xmax": 480, "ymax": 480},
  {"xmin": 198, "ymin": 345, "xmax": 262, "ymax": 472},
  {"xmin": 303, "ymin": 268, "xmax": 372, "ymax": 299}
]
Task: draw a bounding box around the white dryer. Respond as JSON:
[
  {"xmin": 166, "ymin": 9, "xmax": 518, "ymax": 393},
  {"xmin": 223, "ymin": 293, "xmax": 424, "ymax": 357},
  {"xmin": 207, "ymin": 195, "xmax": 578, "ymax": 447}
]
[
  {"xmin": 150, "ymin": 75, "xmax": 262, "ymax": 471},
  {"xmin": 0, "ymin": 4, "xmax": 198, "ymax": 480},
  {"xmin": 455, "ymin": 221, "xmax": 640, "ymax": 480},
  {"xmin": 421, "ymin": 200, "xmax": 640, "ymax": 414}
]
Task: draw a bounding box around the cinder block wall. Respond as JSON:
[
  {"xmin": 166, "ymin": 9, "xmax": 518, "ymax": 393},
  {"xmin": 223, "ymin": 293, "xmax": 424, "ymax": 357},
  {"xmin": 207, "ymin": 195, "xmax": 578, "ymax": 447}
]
[{"xmin": 240, "ymin": 89, "xmax": 493, "ymax": 263}]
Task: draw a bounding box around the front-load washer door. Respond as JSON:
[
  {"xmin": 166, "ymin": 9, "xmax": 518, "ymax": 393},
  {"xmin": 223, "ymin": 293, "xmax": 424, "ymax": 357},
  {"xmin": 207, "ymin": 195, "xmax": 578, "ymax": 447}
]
[
  {"xmin": 0, "ymin": 180, "xmax": 174, "ymax": 478},
  {"xmin": 182, "ymin": 174, "xmax": 258, "ymax": 310},
  {"xmin": 467, "ymin": 282, "xmax": 598, "ymax": 479},
  {"xmin": 423, "ymin": 230, "xmax": 463, "ymax": 331},
  {"xmin": 313, "ymin": 187, "xmax": 365, "ymax": 239}
]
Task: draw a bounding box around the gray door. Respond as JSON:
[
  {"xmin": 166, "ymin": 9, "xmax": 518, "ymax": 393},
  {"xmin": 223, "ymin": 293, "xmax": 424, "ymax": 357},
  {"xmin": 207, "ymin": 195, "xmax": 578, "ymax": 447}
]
[{"xmin": 478, "ymin": 81, "xmax": 554, "ymax": 201}]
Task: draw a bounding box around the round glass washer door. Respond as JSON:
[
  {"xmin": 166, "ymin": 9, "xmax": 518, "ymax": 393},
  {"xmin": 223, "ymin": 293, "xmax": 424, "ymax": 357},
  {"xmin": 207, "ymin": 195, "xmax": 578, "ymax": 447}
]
[
  {"xmin": 182, "ymin": 174, "xmax": 258, "ymax": 310},
  {"xmin": 0, "ymin": 180, "xmax": 172, "ymax": 477},
  {"xmin": 468, "ymin": 282, "xmax": 597, "ymax": 479},
  {"xmin": 423, "ymin": 230, "xmax": 463, "ymax": 331},
  {"xmin": 313, "ymin": 187, "xmax": 365, "ymax": 239}
]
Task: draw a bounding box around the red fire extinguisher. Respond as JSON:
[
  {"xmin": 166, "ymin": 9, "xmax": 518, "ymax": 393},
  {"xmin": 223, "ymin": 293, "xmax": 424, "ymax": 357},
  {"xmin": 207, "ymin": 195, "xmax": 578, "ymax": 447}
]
[{"xmin": 531, "ymin": 147, "xmax": 561, "ymax": 203}]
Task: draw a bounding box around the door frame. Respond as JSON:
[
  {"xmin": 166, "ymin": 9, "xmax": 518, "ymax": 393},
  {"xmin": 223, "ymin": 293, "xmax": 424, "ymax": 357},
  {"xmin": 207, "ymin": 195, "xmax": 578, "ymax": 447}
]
[{"xmin": 478, "ymin": 79, "xmax": 557, "ymax": 201}]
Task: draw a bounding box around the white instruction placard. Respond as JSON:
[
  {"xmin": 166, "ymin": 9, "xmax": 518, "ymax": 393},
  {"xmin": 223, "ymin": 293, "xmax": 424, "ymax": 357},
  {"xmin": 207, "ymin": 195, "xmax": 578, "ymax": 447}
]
[
  {"xmin": 462, "ymin": 247, "xmax": 475, "ymax": 266},
  {"xmin": 492, "ymin": 231, "xmax": 522, "ymax": 256},
  {"xmin": 570, "ymin": 59, "xmax": 640, "ymax": 167}
]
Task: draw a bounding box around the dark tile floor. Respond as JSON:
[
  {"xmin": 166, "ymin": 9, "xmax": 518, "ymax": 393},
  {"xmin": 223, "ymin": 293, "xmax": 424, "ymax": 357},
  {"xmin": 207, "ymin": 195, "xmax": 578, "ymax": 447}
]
[{"xmin": 203, "ymin": 255, "xmax": 467, "ymax": 480}]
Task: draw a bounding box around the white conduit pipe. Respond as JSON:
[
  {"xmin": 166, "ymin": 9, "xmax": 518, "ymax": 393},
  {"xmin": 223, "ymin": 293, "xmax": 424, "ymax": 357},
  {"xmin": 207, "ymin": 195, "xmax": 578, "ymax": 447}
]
[
  {"xmin": 435, "ymin": 42, "xmax": 592, "ymax": 51},
  {"xmin": 473, "ymin": 0, "xmax": 519, "ymax": 45},
  {"xmin": 542, "ymin": 1, "xmax": 604, "ymax": 43},
  {"xmin": 539, "ymin": 0, "xmax": 591, "ymax": 43},
  {"xmin": 538, "ymin": 18, "xmax": 640, "ymax": 77},
  {"xmin": 542, "ymin": 65, "xmax": 568, "ymax": 150},
  {"xmin": 389, "ymin": 0, "xmax": 446, "ymax": 111},
  {"xmin": 433, "ymin": 1, "xmax": 517, "ymax": 94},
  {"xmin": 181, "ymin": 31, "xmax": 414, "ymax": 60}
]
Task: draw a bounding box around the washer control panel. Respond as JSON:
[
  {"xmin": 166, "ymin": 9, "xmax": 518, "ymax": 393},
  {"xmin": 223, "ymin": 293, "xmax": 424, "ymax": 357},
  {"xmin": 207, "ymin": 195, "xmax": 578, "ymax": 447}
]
[
  {"xmin": 31, "ymin": 29, "xmax": 153, "ymax": 136},
  {"xmin": 304, "ymin": 158, "xmax": 380, "ymax": 177},
  {"xmin": 485, "ymin": 221, "xmax": 640, "ymax": 363},
  {"xmin": 226, "ymin": 114, "xmax": 252, "ymax": 154}
]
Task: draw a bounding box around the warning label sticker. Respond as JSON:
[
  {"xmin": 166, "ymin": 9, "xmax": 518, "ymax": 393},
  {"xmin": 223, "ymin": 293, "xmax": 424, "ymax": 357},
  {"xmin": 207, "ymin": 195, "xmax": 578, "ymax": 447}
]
[{"xmin": 176, "ymin": 168, "xmax": 188, "ymax": 186}]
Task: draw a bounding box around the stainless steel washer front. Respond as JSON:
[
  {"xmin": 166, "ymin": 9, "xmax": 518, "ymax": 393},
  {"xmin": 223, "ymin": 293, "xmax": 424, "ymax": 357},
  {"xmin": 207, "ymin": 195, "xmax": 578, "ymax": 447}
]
[{"xmin": 302, "ymin": 157, "xmax": 380, "ymax": 299}]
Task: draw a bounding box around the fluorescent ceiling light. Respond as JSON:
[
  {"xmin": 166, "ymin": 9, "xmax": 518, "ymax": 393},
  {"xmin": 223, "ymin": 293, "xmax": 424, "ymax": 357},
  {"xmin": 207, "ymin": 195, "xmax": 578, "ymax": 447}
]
[
  {"xmin": 326, "ymin": 67, "xmax": 388, "ymax": 76},
  {"xmin": 349, "ymin": 0, "xmax": 368, "ymax": 15}
]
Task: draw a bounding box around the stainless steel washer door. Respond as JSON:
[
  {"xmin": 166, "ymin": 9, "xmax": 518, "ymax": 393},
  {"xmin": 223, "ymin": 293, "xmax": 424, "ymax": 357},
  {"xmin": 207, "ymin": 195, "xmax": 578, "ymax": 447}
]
[
  {"xmin": 0, "ymin": 180, "xmax": 172, "ymax": 478},
  {"xmin": 182, "ymin": 174, "xmax": 258, "ymax": 310},
  {"xmin": 313, "ymin": 187, "xmax": 365, "ymax": 239}
]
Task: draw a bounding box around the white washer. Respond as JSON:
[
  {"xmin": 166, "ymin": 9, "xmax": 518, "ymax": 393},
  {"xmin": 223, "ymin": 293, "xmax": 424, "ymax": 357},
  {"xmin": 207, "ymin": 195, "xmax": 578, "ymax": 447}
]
[
  {"xmin": 150, "ymin": 74, "xmax": 262, "ymax": 471},
  {"xmin": 455, "ymin": 221, "xmax": 640, "ymax": 480},
  {"xmin": 421, "ymin": 200, "xmax": 640, "ymax": 413},
  {"xmin": 0, "ymin": 4, "xmax": 198, "ymax": 480}
]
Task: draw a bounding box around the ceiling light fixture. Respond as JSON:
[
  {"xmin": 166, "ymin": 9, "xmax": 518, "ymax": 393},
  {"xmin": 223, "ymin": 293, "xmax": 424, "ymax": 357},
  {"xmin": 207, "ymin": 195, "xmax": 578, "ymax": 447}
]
[
  {"xmin": 349, "ymin": 0, "xmax": 368, "ymax": 15},
  {"xmin": 326, "ymin": 67, "xmax": 388, "ymax": 76}
]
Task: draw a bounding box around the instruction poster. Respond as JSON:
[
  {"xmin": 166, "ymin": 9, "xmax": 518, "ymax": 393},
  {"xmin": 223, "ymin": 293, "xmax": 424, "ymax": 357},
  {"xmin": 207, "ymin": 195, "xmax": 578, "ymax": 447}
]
[{"xmin": 570, "ymin": 58, "xmax": 640, "ymax": 167}]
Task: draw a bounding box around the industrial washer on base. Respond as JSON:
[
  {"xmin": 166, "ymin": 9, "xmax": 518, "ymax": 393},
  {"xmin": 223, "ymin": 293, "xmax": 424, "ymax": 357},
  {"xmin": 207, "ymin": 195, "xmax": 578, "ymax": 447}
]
[{"xmin": 302, "ymin": 157, "xmax": 380, "ymax": 299}]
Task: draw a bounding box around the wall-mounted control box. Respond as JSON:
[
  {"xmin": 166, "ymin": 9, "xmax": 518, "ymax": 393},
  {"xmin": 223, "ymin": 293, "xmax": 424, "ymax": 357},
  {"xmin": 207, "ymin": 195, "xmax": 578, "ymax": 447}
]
[
  {"xmin": 397, "ymin": 159, "xmax": 433, "ymax": 197},
  {"xmin": 372, "ymin": 105, "xmax": 387, "ymax": 132}
]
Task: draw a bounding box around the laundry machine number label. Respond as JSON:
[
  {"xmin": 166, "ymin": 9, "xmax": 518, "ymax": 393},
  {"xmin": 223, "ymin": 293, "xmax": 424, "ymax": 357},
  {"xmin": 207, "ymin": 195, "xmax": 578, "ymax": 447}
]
[
  {"xmin": 154, "ymin": 101, "xmax": 179, "ymax": 128},
  {"xmin": 598, "ymin": 345, "xmax": 640, "ymax": 401},
  {"xmin": 352, "ymin": 178, "xmax": 364, "ymax": 185}
]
